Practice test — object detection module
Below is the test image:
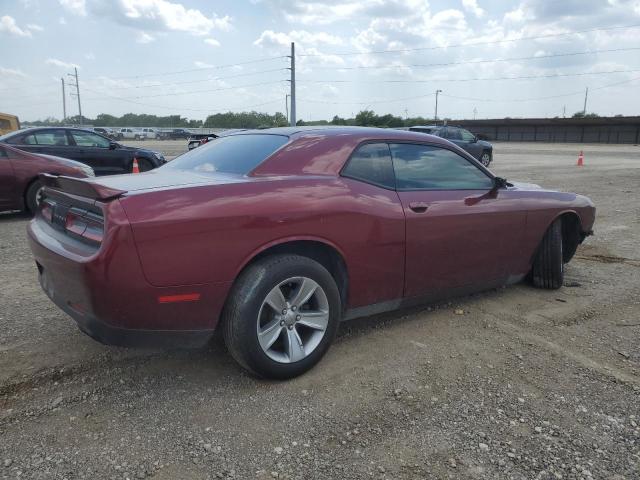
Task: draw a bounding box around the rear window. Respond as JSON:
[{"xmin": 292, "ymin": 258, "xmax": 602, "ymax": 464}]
[{"xmin": 165, "ymin": 134, "xmax": 288, "ymax": 175}]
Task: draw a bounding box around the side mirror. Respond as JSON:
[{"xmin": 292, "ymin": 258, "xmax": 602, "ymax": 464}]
[
  {"xmin": 109, "ymin": 142, "xmax": 118, "ymax": 150},
  {"xmin": 493, "ymin": 176, "xmax": 508, "ymax": 189}
]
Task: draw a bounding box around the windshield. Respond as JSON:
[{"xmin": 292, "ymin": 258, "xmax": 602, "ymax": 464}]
[{"xmin": 165, "ymin": 134, "xmax": 288, "ymax": 175}]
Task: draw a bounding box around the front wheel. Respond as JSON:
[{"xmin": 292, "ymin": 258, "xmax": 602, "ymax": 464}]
[
  {"xmin": 531, "ymin": 218, "xmax": 564, "ymax": 289},
  {"xmin": 480, "ymin": 151, "xmax": 492, "ymax": 166},
  {"xmin": 222, "ymin": 254, "xmax": 341, "ymax": 379}
]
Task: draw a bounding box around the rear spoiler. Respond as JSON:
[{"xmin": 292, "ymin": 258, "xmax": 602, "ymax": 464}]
[{"xmin": 39, "ymin": 174, "xmax": 126, "ymax": 201}]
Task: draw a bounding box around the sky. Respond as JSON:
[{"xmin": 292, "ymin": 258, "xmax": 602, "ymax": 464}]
[{"xmin": 1, "ymin": 0, "xmax": 640, "ymax": 122}]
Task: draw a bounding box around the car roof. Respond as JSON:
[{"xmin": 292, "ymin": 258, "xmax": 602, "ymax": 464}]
[
  {"xmin": 232, "ymin": 125, "xmax": 451, "ymax": 142},
  {"xmin": 249, "ymin": 126, "xmax": 460, "ymax": 177}
]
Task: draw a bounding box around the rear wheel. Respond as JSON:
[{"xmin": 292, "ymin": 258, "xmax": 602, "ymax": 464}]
[
  {"xmin": 480, "ymin": 151, "xmax": 492, "ymax": 166},
  {"xmin": 222, "ymin": 254, "xmax": 341, "ymax": 379},
  {"xmin": 531, "ymin": 218, "xmax": 564, "ymax": 289},
  {"xmin": 25, "ymin": 180, "xmax": 44, "ymax": 214}
]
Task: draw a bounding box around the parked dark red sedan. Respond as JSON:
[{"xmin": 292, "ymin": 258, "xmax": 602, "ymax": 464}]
[
  {"xmin": 27, "ymin": 127, "xmax": 595, "ymax": 378},
  {"xmin": 0, "ymin": 143, "xmax": 94, "ymax": 213}
]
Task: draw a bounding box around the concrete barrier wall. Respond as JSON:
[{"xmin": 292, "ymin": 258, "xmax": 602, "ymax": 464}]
[{"xmin": 453, "ymin": 117, "xmax": 640, "ymax": 144}]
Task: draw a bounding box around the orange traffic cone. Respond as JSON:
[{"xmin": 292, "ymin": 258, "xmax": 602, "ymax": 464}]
[
  {"xmin": 577, "ymin": 151, "xmax": 584, "ymax": 167},
  {"xmin": 132, "ymin": 157, "xmax": 140, "ymax": 174}
]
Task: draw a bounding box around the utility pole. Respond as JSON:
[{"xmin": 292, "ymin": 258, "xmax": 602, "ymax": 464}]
[
  {"xmin": 473, "ymin": 107, "xmax": 477, "ymax": 120},
  {"xmin": 289, "ymin": 42, "xmax": 296, "ymax": 127},
  {"xmin": 434, "ymin": 89, "xmax": 442, "ymax": 123},
  {"xmin": 285, "ymin": 94, "xmax": 290, "ymax": 123},
  {"xmin": 562, "ymin": 105, "xmax": 566, "ymax": 118},
  {"xmin": 583, "ymin": 87, "xmax": 589, "ymax": 116},
  {"xmin": 67, "ymin": 67, "xmax": 82, "ymax": 126},
  {"xmin": 61, "ymin": 78, "xmax": 67, "ymax": 123}
]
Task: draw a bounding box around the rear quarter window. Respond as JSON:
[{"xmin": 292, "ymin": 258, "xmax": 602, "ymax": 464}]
[
  {"xmin": 342, "ymin": 143, "xmax": 395, "ymax": 189},
  {"xmin": 165, "ymin": 134, "xmax": 289, "ymax": 175}
]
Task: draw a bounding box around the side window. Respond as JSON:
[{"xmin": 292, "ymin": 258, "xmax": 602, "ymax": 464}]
[
  {"xmin": 71, "ymin": 131, "xmax": 110, "ymax": 148},
  {"xmin": 460, "ymin": 129, "xmax": 475, "ymax": 142},
  {"xmin": 389, "ymin": 143, "xmax": 493, "ymax": 190},
  {"xmin": 342, "ymin": 143, "xmax": 395, "ymax": 189},
  {"xmin": 21, "ymin": 134, "xmax": 38, "ymax": 145},
  {"xmin": 27, "ymin": 130, "xmax": 70, "ymax": 146},
  {"xmin": 0, "ymin": 146, "xmax": 7, "ymax": 158},
  {"xmin": 446, "ymin": 128, "xmax": 462, "ymax": 140}
]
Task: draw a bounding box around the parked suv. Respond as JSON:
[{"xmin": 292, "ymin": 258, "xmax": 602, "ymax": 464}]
[{"xmin": 409, "ymin": 125, "xmax": 493, "ymax": 166}]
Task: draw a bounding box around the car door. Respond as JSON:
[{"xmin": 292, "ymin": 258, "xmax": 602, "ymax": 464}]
[
  {"xmin": 459, "ymin": 128, "xmax": 483, "ymax": 160},
  {"xmin": 0, "ymin": 145, "xmax": 16, "ymax": 209},
  {"xmin": 389, "ymin": 142, "xmax": 526, "ymax": 299},
  {"xmin": 68, "ymin": 130, "xmax": 124, "ymax": 175},
  {"xmin": 10, "ymin": 129, "xmax": 76, "ymax": 158}
]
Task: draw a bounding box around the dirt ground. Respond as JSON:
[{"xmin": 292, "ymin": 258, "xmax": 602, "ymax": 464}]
[{"xmin": 0, "ymin": 141, "xmax": 639, "ymax": 480}]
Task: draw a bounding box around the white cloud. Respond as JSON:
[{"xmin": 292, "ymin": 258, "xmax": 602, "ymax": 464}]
[
  {"xmin": 0, "ymin": 67, "xmax": 27, "ymax": 77},
  {"xmin": 59, "ymin": 17, "xmax": 67, "ymax": 24},
  {"xmin": 90, "ymin": 0, "xmax": 231, "ymax": 36},
  {"xmin": 204, "ymin": 38, "xmax": 220, "ymax": 47},
  {"xmin": 0, "ymin": 15, "xmax": 32, "ymax": 37},
  {"xmin": 85, "ymin": 52, "xmax": 96, "ymax": 60},
  {"xmin": 26, "ymin": 23, "xmax": 44, "ymax": 32},
  {"xmin": 254, "ymin": 29, "xmax": 342, "ymax": 48},
  {"xmin": 194, "ymin": 61, "xmax": 213, "ymax": 69},
  {"xmin": 59, "ymin": 0, "xmax": 87, "ymax": 16},
  {"xmin": 46, "ymin": 58, "xmax": 81, "ymax": 69},
  {"xmin": 462, "ymin": 0, "xmax": 485, "ymax": 18},
  {"xmin": 136, "ymin": 32, "xmax": 155, "ymax": 43}
]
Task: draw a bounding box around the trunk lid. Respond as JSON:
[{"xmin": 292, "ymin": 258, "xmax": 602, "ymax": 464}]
[{"xmin": 41, "ymin": 169, "xmax": 248, "ymax": 200}]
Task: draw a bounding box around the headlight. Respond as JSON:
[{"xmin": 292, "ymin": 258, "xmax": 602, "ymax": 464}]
[{"xmin": 153, "ymin": 152, "xmax": 165, "ymax": 161}]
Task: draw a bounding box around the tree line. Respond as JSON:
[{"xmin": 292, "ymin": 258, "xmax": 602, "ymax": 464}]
[
  {"xmin": 22, "ymin": 110, "xmax": 441, "ymax": 129},
  {"xmin": 22, "ymin": 110, "xmax": 608, "ymax": 129}
]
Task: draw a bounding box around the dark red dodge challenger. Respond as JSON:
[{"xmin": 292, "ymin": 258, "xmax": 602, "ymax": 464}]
[{"xmin": 28, "ymin": 127, "xmax": 595, "ymax": 378}]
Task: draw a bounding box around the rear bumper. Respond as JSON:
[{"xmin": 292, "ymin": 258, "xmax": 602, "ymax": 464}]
[
  {"xmin": 27, "ymin": 203, "xmax": 230, "ymax": 348},
  {"xmin": 44, "ymin": 276, "xmax": 214, "ymax": 348}
]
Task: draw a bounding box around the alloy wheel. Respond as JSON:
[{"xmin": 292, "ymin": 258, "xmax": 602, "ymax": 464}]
[
  {"xmin": 481, "ymin": 152, "xmax": 491, "ymax": 166},
  {"xmin": 35, "ymin": 186, "xmax": 45, "ymax": 206},
  {"xmin": 257, "ymin": 276, "xmax": 329, "ymax": 363}
]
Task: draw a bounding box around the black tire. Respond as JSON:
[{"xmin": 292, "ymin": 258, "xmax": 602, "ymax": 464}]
[
  {"xmin": 480, "ymin": 151, "xmax": 492, "ymax": 166},
  {"xmin": 134, "ymin": 135, "xmax": 140, "ymax": 140},
  {"xmin": 136, "ymin": 158, "xmax": 154, "ymax": 172},
  {"xmin": 25, "ymin": 180, "xmax": 44, "ymax": 214},
  {"xmin": 222, "ymin": 254, "xmax": 342, "ymax": 379},
  {"xmin": 531, "ymin": 218, "xmax": 564, "ymax": 289}
]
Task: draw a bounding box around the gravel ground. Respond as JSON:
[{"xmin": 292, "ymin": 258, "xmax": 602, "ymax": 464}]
[{"xmin": 0, "ymin": 141, "xmax": 639, "ymax": 480}]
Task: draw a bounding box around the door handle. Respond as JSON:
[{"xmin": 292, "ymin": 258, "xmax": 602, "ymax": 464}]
[{"xmin": 408, "ymin": 202, "xmax": 429, "ymax": 213}]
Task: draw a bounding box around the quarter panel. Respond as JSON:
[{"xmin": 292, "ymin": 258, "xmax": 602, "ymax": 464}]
[{"xmin": 120, "ymin": 177, "xmax": 406, "ymax": 309}]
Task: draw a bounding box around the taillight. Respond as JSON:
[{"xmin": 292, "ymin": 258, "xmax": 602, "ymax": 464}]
[
  {"xmin": 39, "ymin": 198, "xmax": 104, "ymax": 246},
  {"xmin": 65, "ymin": 208, "xmax": 104, "ymax": 245},
  {"xmin": 40, "ymin": 200, "xmax": 53, "ymax": 222}
]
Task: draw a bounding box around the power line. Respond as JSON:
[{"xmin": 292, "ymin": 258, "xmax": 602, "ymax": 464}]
[
  {"xmin": 0, "ymin": 55, "xmax": 288, "ymax": 93},
  {"xmin": 299, "ymin": 92, "xmax": 435, "ymax": 105},
  {"xmin": 440, "ymin": 76, "xmax": 640, "ymax": 103},
  {"xmin": 304, "ymin": 47, "xmax": 640, "ymax": 71},
  {"xmin": 298, "ymin": 24, "xmax": 640, "ymax": 57},
  {"xmin": 105, "ymin": 56, "xmax": 288, "ymax": 80},
  {"xmin": 298, "ymin": 68, "xmax": 640, "ymax": 84},
  {"xmin": 68, "ymin": 86, "xmax": 286, "ymax": 113},
  {"xmin": 99, "ymin": 68, "xmax": 286, "ymax": 91}
]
